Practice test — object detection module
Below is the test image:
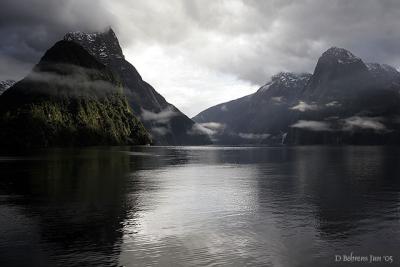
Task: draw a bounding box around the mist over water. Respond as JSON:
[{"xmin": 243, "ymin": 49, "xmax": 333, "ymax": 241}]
[{"xmin": 0, "ymin": 146, "xmax": 399, "ymax": 266}]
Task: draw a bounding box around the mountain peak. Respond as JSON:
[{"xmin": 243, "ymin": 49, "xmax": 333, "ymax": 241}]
[
  {"xmin": 64, "ymin": 27, "xmax": 116, "ymax": 41},
  {"xmin": 304, "ymin": 47, "xmax": 370, "ymax": 101},
  {"xmin": 312, "ymin": 46, "xmax": 367, "ymax": 75},
  {"xmin": 105, "ymin": 27, "xmax": 117, "ymax": 36},
  {"xmin": 320, "ymin": 47, "xmax": 360, "ymax": 64},
  {"xmin": 64, "ymin": 28, "xmax": 124, "ymax": 63}
]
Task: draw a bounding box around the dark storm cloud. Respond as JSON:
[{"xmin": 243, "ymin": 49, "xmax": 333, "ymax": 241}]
[
  {"xmin": 2, "ymin": 0, "xmax": 400, "ymax": 86},
  {"xmin": 110, "ymin": 0, "xmax": 400, "ymax": 84},
  {"xmin": 0, "ymin": 0, "xmax": 114, "ymax": 80}
]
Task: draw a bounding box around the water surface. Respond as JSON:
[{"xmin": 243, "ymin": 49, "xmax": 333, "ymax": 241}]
[{"xmin": 0, "ymin": 146, "xmax": 399, "ymax": 266}]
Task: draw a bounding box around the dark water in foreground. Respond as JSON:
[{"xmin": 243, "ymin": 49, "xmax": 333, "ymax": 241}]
[{"xmin": 0, "ymin": 146, "xmax": 399, "ymax": 267}]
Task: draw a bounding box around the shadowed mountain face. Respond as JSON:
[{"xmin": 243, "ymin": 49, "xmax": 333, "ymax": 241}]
[
  {"xmin": 64, "ymin": 29, "xmax": 211, "ymax": 145},
  {"xmin": 303, "ymin": 48, "xmax": 369, "ymax": 99},
  {"xmin": 0, "ymin": 40, "xmax": 150, "ymax": 148},
  {"xmin": 194, "ymin": 47, "xmax": 400, "ymax": 145}
]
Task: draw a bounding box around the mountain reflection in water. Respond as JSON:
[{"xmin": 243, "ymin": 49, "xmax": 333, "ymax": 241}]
[{"xmin": 0, "ymin": 146, "xmax": 399, "ymax": 266}]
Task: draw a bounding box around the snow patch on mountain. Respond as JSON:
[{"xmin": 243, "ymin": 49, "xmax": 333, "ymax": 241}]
[
  {"xmin": 0, "ymin": 80, "xmax": 15, "ymax": 95},
  {"xmin": 366, "ymin": 62, "xmax": 400, "ymax": 76},
  {"xmin": 64, "ymin": 28, "xmax": 125, "ymax": 63},
  {"xmin": 259, "ymin": 72, "xmax": 311, "ymax": 92},
  {"xmin": 64, "ymin": 31, "xmax": 98, "ymax": 43}
]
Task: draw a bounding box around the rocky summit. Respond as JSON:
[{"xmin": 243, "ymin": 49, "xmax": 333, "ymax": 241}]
[{"xmin": 0, "ymin": 80, "xmax": 15, "ymax": 95}]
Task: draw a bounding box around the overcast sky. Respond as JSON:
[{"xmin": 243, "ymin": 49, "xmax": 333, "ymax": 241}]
[{"xmin": 1, "ymin": 0, "xmax": 400, "ymax": 117}]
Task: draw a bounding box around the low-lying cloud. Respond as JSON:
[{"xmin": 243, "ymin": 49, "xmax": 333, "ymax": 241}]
[
  {"xmin": 141, "ymin": 107, "xmax": 179, "ymax": 124},
  {"xmin": 325, "ymin": 101, "xmax": 341, "ymax": 107},
  {"xmin": 220, "ymin": 105, "xmax": 228, "ymax": 112},
  {"xmin": 271, "ymin": 96, "xmax": 284, "ymax": 104},
  {"xmin": 291, "ymin": 116, "xmax": 390, "ymax": 132},
  {"xmin": 238, "ymin": 133, "xmax": 270, "ymax": 139},
  {"xmin": 290, "ymin": 101, "xmax": 318, "ymax": 112},
  {"xmin": 21, "ymin": 65, "xmax": 120, "ymax": 96},
  {"xmin": 291, "ymin": 120, "xmax": 332, "ymax": 131},
  {"xmin": 343, "ymin": 116, "xmax": 388, "ymax": 132},
  {"xmin": 189, "ymin": 122, "xmax": 225, "ymax": 136}
]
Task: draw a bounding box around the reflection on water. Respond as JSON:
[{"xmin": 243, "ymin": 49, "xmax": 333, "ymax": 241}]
[{"xmin": 0, "ymin": 146, "xmax": 400, "ymax": 266}]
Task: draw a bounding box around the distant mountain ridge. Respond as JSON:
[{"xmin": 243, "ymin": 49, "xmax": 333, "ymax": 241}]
[
  {"xmin": 64, "ymin": 28, "xmax": 211, "ymax": 145},
  {"xmin": 193, "ymin": 72, "xmax": 312, "ymax": 144},
  {"xmin": 193, "ymin": 47, "xmax": 400, "ymax": 145}
]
